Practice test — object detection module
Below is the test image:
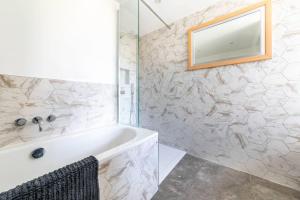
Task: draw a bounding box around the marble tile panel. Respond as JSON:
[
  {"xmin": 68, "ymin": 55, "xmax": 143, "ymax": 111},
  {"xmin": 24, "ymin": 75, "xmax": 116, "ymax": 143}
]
[
  {"xmin": 140, "ymin": 0, "xmax": 300, "ymax": 191},
  {"xmin": 99, "ymin": 136, "xmax": 158, "ymax": 200},
  {"xmin": 0, "ymin": 74, "xmax": 117, "ymax": 149}
]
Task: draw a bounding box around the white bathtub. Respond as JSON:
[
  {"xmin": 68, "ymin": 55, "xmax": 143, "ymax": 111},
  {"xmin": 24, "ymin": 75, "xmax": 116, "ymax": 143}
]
[{"xmin": 0, "ymin": 125, "xmax": 158, "ymax": 193}]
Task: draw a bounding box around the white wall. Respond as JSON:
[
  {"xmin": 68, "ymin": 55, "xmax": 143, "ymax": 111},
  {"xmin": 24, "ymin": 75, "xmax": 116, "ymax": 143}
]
[{"xmin": 0, "ymin": 0, "xmax": 119, "ymax": 84}]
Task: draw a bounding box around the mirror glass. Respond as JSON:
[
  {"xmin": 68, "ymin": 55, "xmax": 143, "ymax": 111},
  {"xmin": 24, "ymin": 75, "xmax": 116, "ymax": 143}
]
[{"xmin": 191, "ymin": 7, "xmax": 266, "ymax": 67}]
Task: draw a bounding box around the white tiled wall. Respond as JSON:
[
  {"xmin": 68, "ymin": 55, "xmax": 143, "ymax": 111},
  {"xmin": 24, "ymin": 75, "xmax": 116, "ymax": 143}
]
[{"xmin": 140, "ymin": 0, "xmax": 300, "ymax": 191}]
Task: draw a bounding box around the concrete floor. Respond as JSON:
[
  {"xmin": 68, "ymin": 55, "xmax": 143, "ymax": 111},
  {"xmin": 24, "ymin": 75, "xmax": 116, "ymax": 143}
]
[{"xmin": 153, "ymin": 155, "xmax": 300, "ymax": 200}]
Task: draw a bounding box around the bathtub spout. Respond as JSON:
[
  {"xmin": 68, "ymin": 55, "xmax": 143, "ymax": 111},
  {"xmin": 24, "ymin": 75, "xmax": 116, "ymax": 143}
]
[{"xmin": 32, "ymin": 117, "xmax": 43, "ymax": 132}]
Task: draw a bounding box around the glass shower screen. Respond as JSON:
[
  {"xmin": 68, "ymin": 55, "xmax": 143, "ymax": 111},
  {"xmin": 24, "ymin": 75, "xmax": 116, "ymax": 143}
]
[{"xmin": 117, "ymin": 0, "xmax": 139, "ymax": 126}]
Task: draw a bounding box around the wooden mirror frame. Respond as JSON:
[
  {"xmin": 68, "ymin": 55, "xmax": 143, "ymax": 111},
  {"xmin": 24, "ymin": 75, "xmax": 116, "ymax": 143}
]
[{"xmin": 187, "ymin": 0, "xmax": 272, "ymax": 71}]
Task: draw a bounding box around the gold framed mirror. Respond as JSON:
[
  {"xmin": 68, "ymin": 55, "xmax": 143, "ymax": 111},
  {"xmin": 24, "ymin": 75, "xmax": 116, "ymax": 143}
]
[{"xmin": 187, "ymin": 0, "xmax": 272, "ymax": 70}]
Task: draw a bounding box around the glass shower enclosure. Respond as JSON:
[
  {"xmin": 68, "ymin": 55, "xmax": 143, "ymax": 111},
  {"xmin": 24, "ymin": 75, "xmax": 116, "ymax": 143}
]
[{"xmin": 117, "ymin": 0, "xmax": 139, "ymax": 126}]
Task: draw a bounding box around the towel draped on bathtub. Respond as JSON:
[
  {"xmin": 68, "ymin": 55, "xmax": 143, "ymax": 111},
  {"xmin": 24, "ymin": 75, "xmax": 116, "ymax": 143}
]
[{"xmin": 0, "ymin": 156, "xmax": 99, "ymax": 200}]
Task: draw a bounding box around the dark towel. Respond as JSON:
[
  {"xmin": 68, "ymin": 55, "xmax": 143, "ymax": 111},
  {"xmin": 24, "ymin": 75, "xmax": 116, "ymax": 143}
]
[{"xmin": 0, "ymin": 156, "xmax": 99, "ymax": 200}]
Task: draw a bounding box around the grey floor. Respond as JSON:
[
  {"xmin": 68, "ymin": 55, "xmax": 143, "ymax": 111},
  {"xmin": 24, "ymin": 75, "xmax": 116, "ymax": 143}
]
[{"xmin": 153, "ymin": 155, "xmax": 300, "ymax": 200}]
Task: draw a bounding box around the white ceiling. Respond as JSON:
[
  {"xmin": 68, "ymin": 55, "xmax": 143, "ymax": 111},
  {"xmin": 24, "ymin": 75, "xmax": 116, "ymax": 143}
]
[
  {"xmin": 139, "ymin": 0, "xmax": 220, "ymax": 35},
  {"xmin": 116, "ymin": 0, "xmax": 136, "ymax": 34},
  {"xmin": 117, "ymin": 0, "xmax": 221, "ymax": 36}
]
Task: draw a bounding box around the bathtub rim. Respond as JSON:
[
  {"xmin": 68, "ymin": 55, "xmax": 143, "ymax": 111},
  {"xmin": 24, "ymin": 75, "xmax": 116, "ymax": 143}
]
[
  {"xmin": 96, "ymin": 126, "xmax": 158, "ymax": 162},
  {"xmin": 0, "ymin": 125, "xmax": 158, "ymax": 162}
]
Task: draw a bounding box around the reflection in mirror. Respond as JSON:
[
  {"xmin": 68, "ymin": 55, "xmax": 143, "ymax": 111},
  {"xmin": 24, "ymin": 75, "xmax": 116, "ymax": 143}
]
[
  {"xmin": 193, "ymin": 9, "xmax": 264, "ymax": 65},
  {"xmin": 188, "ymin": 0, "xmax": 272, "ymax": 70}
]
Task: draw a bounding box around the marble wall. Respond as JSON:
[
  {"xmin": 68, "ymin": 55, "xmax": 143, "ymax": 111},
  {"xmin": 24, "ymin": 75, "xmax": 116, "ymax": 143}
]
[
  {"xmin": 140, "ymin": 0, "xmax": 300, "ymax": 191},
  {"xmin": 0, "ymin": 74, "xmax": 117, "ymax": 149},
  {"xmin": 99, "ymin": 135, "xmax": 158, "ymax": 200}
]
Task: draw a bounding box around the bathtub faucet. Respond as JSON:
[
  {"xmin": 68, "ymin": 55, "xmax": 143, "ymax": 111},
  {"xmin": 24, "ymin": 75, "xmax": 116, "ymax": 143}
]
[{"xmin": 32, "ymin": 116, "xmax": 43, "ymax": 132}]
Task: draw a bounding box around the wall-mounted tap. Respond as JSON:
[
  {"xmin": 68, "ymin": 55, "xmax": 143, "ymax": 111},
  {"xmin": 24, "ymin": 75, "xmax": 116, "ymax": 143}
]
[
  {"xmin": 32, "ymin": 116, "xmax": 43, "ymax": 132},
  {"xmin": 15, "ymin": 115, "xmax": 56, "ymax": 131}
]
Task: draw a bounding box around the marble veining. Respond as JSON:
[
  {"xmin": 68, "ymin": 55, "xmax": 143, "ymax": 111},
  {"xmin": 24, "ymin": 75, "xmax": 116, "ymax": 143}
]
[
  {"xmin": 0, "ymin": 74, "xmax": 117, "ymax": 149},
  {"xmin": 140, "ymin": 0, "xmax": 300, "ymax": 191},
  {"xmin": 99, "ymin": 136, "xmax": 158, "ymax": 200}
]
